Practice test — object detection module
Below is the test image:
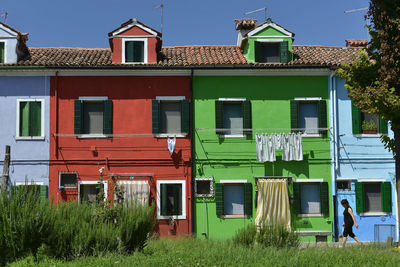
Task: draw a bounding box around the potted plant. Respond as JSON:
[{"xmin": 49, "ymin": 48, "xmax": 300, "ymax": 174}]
[
  {"xmin": 362, "ymin": 120, "xmax": 378, "ymax": 134},
  {"xmin": 168, "ymin": 216, "xmax": 176, "ymax": 235}
]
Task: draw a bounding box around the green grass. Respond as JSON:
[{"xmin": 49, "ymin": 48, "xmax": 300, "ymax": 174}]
[{"xmin": 9, "ymin": 238, "xmax": 400, "ymax": 267}]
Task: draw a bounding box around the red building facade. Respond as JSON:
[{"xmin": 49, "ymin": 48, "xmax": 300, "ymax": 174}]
[{"xmin": 49, "ymin": 19, "xmax": 192, "ymax": 236}]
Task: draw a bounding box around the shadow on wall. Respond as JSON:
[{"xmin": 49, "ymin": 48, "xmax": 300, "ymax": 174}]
[{"xmin": 264, "ymin": 155, "xmax": 310, "ymax": 177}]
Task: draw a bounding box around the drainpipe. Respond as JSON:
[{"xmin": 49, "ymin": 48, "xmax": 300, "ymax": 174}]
[
  {"xmin": 55, "ymin": 71, "xmax": 59, "ymax": 160},
  {"xmin": 190, "ymin": 69, "xmax": 195, "ymax": 236},
  {"xmin": 329, "ymin": 71, "xmax": 339, "ymax": 241}
]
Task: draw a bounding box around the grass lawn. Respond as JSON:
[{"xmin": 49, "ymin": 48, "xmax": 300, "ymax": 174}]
[{"xmin": 9, "ymin": 238, "xmax": 400, "ymax": 267}]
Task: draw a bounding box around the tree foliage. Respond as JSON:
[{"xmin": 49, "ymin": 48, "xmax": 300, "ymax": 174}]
[{"xmin": 336, "ymin": 0, "xmax": 400, "ymax": 152}]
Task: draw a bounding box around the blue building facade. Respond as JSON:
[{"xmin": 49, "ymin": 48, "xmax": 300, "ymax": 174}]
[
  {"xmin": 330, "ymin": 76, "xmax": 397, "ymax": 242},
  {"xmin": 0, "ymin": 75, "xmax": 50, "ymax": 188}
]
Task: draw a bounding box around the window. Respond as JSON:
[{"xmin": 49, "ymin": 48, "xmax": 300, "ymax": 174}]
[
  {"xmin": 351, "ymin": 103, "xmax": 388, "ymax": 135},
  {"xmin": 125, "ymin": 40, "xmax": 145, "ymax": 63},
  {"xmin": 337, "ymin": 181, "xmax": 351, "ymax": 191},
  {"xmin": 17, "ymin": 99, "xmax": 44, "ymax": 138},
  {"xmin": 80, "ymin": 183, "xmax": 104, "ymax": 203},
  {"xmin": 59, "ymin": 173, "xmax": 77, "ymax": 188},
  {"xmin": 254, "ymin": 41, "xmax": 289, "ymax": 63},
  {"xmin": 195, "ymin": 178, "xmax": 214, "ymax": 198},
  {"xmin": 293, "ymin": 182, "xmax": 329, "ymax": 216},
  {"xmin": 355, "ymin": 181, "xmax": 392, "ymax": 213},
  {"xmin": 215, "ymin": 99, "xmax": 251, "ymax": 136},
  {"xmin": 215, "ymin": 182, "xmax": 252, "ymax": 217},
  {"xmin": 14, "ymin": 183, "xmax": 48, "ymax": 200},
  {"xmin": 152, "ymin": 98, "xmax": 189, "ymax": 135},
  {"xmin": 290, "ymin": 99, "xmax": 327, "ymax": 135},
  {"xmin": 0, "ymin": 42, "xmax": 4, "ymax": 63},
  {"xmin": 157, "ymin": 180, "xmax": 186, "ymax": 219},
  {"xmin": 74, "ymin": 99, "xmax": 113, "ymax": 136}
]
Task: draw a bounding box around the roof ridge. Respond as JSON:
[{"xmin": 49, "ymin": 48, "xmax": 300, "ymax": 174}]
[
  {"xmin": 163, "ymin": 45, "xmax": 239, "ymax": 48},
  {"xmin": 29, "ymin": 47, "xmax": 110, "ymax": 50},
  {"xmin": 293, "ymin": 44, "xmax": 360, "ymax": 49}
]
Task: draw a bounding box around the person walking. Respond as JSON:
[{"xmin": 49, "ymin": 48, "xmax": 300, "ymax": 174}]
[{"xmin": 341, "ymin": 199, "xmax": 361, "ymax": 246}]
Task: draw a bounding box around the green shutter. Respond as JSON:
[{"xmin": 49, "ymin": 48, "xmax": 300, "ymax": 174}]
[
  {"xmin": 74, "ymin": 100, "xmax": 83, "ymax": 135},
  {"xmin": 319, "ymin": 182, "xmax": 329, "ymax": 216},
  {"xmin": 103, "ymin": 100, "xmax": 113, "ymax": 135},
  {"xmin": 20, "ymin": 101, "xmax": 30, "ymax": 136},
  {"xmin": 379, "ymin": 117, "xmax": 388, "ymax": 135},
  {"xmin": 215, "ymin": 101, "xmax": 224, "ymax": 134},
  {"xmin": 180, "ymin": 100, "xmax": 190, "ymax": 134},
  {"xmin": 280, "ymin": 41, "xmax": 289, "ymax": 63},
  {"xmin": 355, "ymin": 182, "xmax": 365, "ymax": 213},
  {"xmin": 0, "ymin": 42, "xmax": 4, "ymax": 63},
  {"xmin": 125, "ymin": 41, "xmax": 134, "ymax": 62},
  {"xmin": 133, "ymin": 41, "xmax": 145, "ymax": 62},
  {"xmin": 29, "ymin": 101, "xmax": 42, "ymax": 136},
  {"xmin": 152, "ymin": 100, "xmax": 160, "ymax": 134},
  {"xmin": 177, "ymin": 184, "xmax": 183, "ymax": 215},
  {"xmin": 293, "ymin": 182, "xmax": 301, "ymax": 214},
  {"xmin": 40, "ymin": 185, "xmax": 48, "ymax": 201},
  {"xmin": 351, "ymin": 103, "xmax": 362, "ymax": 135},
  {"xmin": 160, "ymin": 184, "xmax": 168, "ymax": 216},
  {"xmin": 381, "ymin": 182, "xmax": 392, "ymax": 213},
  {"xmin": 242, "ymin": 100, "xmax": 252, "ymax": 135},
  {"xmin": 290, "ymin": 100, "xmax": 299, "ymax": 132},
  {"xmin": 244, "ymin": 183, "xmax": 253, "ymax": 216},
  {"xmin": 318, "ymin": 100, "xmax": 327, "ymax": 134},
  {"xmin": 254, "ymin": 41, "xmax": 261, "ymax": 62},
  {"xmin": 215, "ymin": 183, "xmax": 224, "ymax": 216}
]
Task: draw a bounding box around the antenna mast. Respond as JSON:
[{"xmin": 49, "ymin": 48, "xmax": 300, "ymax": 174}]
[
  {"xmin": 244, "ymin": 7, "xmax": 267, "ymax": 22},
  {"xmin": 153, "ymin": 4, "xmax": 164, "ymax": 36},
  {"xmin": 344, "ymin": 7, "xmax": 368, "ymax": 13},
  {"xmin": 0, "ymin": 12, "xmax": 8, "ymax": 24}
]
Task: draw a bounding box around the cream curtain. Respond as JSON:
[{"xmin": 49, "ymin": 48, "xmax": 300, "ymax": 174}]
[
  {"xmin": 255, "ymin": 179, "xmax": 291, "ymax": 229},
  {"xmin": 118, "ymin": 180, "xmax": 150, "ymax": 205}
]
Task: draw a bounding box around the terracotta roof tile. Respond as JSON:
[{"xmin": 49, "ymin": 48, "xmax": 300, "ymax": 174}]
[
  {"xmin": 0, "ymin": 45, "xmax": 360, "ymax": 69},
  {"xmin": 345, "ymin": 39, "xmax": 368, "ymax": 47}
]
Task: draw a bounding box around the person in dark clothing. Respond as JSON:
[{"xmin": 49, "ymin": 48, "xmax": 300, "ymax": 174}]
[{"xmin": 341, "ymin": 199, "xmax": 361, "ymax": 246}]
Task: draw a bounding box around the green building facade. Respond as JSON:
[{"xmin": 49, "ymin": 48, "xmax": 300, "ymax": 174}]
[{"xmin": 192, "ymin": 20, "xmax": 334, "ymax": 241}]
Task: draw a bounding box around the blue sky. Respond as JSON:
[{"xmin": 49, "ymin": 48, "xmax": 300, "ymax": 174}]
[{"xmin": 1, "ymin": 0, "xmax": 370, "ymax": 48}]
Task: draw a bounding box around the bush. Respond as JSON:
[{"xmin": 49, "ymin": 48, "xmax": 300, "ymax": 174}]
[
  {"xmin": 0, "ymin": 186, "xmax": 155, "ymax": 264},
  {"xmin": 232, "ymin": 223, "xmax": 299, "ymax": 249}
]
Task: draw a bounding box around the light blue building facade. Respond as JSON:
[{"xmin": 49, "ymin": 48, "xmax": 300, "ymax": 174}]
[{"xmin": 330, "ymin": 76, "xmax": 397, "ymax": 242}]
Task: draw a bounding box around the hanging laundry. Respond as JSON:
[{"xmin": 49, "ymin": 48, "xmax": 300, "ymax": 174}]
[
  {"xmin": 294, "ymin": 133, "xmax": 303, "ymax": 161},
  {"xmin": 265, "ymin": 134, "xmax": 276, "ymax": 162},
  {"xmin": 273, "ymin": 133, "xmax": 283, "ymax": 150},
  {"xmin": 256, "ymin": 134, "xmax": 263, "ymax": 162},
  {"xmin": 282, "ymin": 134, "xmax": 290, "ymax": 161},
  {"xmin": 167, "ymin": 136, "xmax": 176, "ymax": 155},
  {"xmin": 288, "ymin": 133, "xmax": 296, "ymax": 161}
]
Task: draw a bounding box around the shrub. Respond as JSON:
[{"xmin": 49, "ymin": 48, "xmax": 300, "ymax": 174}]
[
  {"xmin": 232, "ymin": 223, "xmax": 299, "ymax": 249},
  {"xmin": 0, "ymin": 186, "xmax": 155, "ymax": 264}
]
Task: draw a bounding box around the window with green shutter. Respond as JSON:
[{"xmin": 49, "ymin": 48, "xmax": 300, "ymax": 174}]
[
  {"xmin": 318, "ymin": 100, "xmax": 327, "ymax": 134},
  {"xmin": 215, "ymin": 100, "xmax": 251, "ymax": 136},
  {"xmin": 290, "ymin": 100, "xmax": 299, "ymax": 132},
  {"xmin": 125, "ymin": 40, "xmax": 145, "ymax": 63},
  {"xmin": 279, "ymin": 41, "xmax": 289, "ymax": 63},
  {"xmin": 355, "ymin": 182, "xmax": 365, "ymax": 213},
  {"xmin": 381, "ymin": 182, "xmax": 392, "ymax": 213},
  {"xmin": 181, "ymin": 100, "xmax": 190, "ymax": 134},
  {"xmin": 152, "ymin": 99, "xmax": 188, "ymax": 135},
  {"xmin": 215, "ymin": 183, "xmax": 224, "ymax": 216},
  {"xmin": 244, "ymin": 183, "xmax": 253, "ymax": 216},
  {"xmin": 18, "ymin": 100, "xmax": 43, "ymax": 137},
  {"xmin": 351, "ymin": 103, "xmax": 362, "ymax": 134},
  {"xmin": 292, "ymin": 182, "xmax": 301, "ymax": 214},
  {"xmin": 319, "ymin": 182, "xmax": 329, "ymax": 216},
  {"xmin": 352, "ymin": 102, "xmax": 388, "ymax": 135},
  {"xmin": 75, "ymin": 99, "xmax": 112, "ymax": 136},
  {"xmin": 292, "ymin": 100, "xmax": 326, "ymax": 135},
  {"xmin": 0, "ymin": 42, "xmax": 4, "ymax": 63}
]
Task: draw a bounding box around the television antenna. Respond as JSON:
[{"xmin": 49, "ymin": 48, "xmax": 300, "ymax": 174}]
[
  {"xmin": 244, "ymin": 7, "xmax": 267, "ymax": 22},
  {"xmin": 344, "ymin": 7, "xmax": 368, "ymax": 13},
  {"xmin": 0, "ymin": 12, "xmax": 8, "ymax": 24},
  {"xmin": 152, "ymin": 4, "xmax": 164, "ymax": 36}
]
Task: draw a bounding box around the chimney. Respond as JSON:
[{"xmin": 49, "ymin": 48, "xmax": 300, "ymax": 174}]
[
  {"xmin": 235, "ymin": 19, "xmax": 257, "ymax": 47},
  {"xmin": 345, "ymin": 39, "xmax": 368, "ymax": 48}
]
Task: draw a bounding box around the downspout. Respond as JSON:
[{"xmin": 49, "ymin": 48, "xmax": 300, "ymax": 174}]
[
  {"xmin": 55, "ymin": 71, "xmax": 59, "ymax": 159},
  {"xmin": 190, "ymin": 69, "xmax": 195, "ymax": 236}
]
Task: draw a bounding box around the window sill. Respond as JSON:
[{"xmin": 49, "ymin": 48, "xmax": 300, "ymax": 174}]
[
  {"xmin": 353, "ymin": 134, "xmax": 386, "ymax": 138},
  {"xmin": 359, "ymin": 212, "xmax": 389, "ymax": 216},
  {"xmin": 122, "ymin": 62, "xmax": 147, "ymax": 64},
  {"xmin": 158, "ymin": 215, "xmax": 186, "ymax": 220},
  {"xmin": 220, "ymin": 215, "xmax": 248, "ymax": 219},
  {"xmin": 16, "ymin": 136, "xmax": 45, "ymax": 140},
  {"xmin": 295, "ymin": 230, "xmax": 331, "ymax": 236},
  {"xmin": 154, "ymin": 133, "xmax": 187, "ymax": 138},
  {"xmin": 301, "ymin": 133, "xmax": 322, "ymax": 138},
  {"xmin": 76, "ymin": 134, "xmax": 109, "ymax": 139},
  {"xmin": 297, "ymin": 213, "xmax": 324, "ymax": 218},
  {"xmin": 219, "ymin": 134, "xmax": 246, "ymax": 138}
]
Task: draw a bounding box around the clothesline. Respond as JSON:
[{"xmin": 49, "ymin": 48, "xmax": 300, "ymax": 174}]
[{"xmin": 196, "ymin": 127, "xmax": 332, "ymax": 132}]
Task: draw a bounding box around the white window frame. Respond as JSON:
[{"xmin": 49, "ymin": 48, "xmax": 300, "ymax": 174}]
[
  {"xmin": 156, "ymin": 180, "xmax": 186, "ymax": 220},
  {"xmin": 295, "ymin": 98, "xmax": 322, "ymax": 138},
  {"xmin": 154, "ymin": 96, "xmax": 187, "ymax": 138},
  {"xmin": 59, "ymin": 172, "xmax": 78, "ymax": 189},
  {"xmin": 254, "ymin": 41, "xmax": 282, "ymax": 64},
  {"xmin": 194, "ymin": 177, "xmax": 214, "ymax": 198},
  {"xmin": 122, "ymin": 38, "xmax": 148, "ymax": 64},
  {"xmin": 77, "ymin": 96, "xmax": 108, "ymax": 139},
  {"xmin": 0, "ymin": 41, "xmax": 5, "ymax": 63},
  {"xmin": 78, "ymin": 180, "xmax": 108, "ymax": 203},
  {"xmin": 16, "ymin": 98, "xmax": 45, "ymax": 140},
  {"xmin": 220, "ymin": 181, "xmax": 247, "ymax": 218},
  {"xmin": 218, "ymin": 98, "xmax": 246, "ymax": 138},
  {"xmin": 296, "ymin": 180, "xmax": 324, "ymax": 217},
  {"xmin": 336, "ymin": 180, "xmax": 352, "ymax": 191}
]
